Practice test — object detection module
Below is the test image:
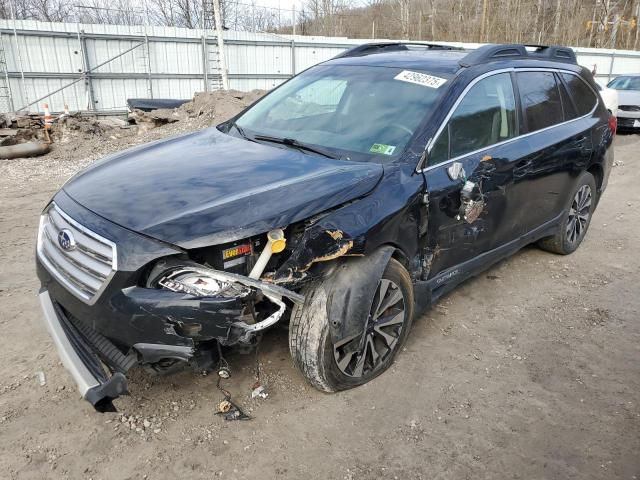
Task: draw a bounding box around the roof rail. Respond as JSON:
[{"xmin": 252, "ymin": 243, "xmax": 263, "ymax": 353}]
[
  {"xmin": 459, "ymin": 43, "xmax": 577, "ymax": 67},
  {"xmin": 334, "ymin": 42, "xmax": 464, "ymax": 59}
]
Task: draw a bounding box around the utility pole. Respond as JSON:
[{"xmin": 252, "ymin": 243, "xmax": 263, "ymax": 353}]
[
  {"xmin": 610, "ymin": 13, "xmax": 620, "ymax": 48},
  {"xmin": 553, "ymin": 0, "xmax": 562, "ymax": 43},
  {"xmin": 292, "ymin": 4, "xmax": 296, "ymax": 35},
  {"xmin": 212, "ymin": 0, "xmax": 229, "ymax": 90},
  {"xmin": 480, "ymin": 0, "xmax": 488, "ymax": 42},
  {"xmin": 635, "ymin": 1, "xmax": 640, "ymax": 50}
]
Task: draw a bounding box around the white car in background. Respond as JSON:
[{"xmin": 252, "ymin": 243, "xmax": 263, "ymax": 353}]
[
  {"xmin": 607, "ymin": 75, "xmax": 640, "ymax": 131},
  {"xmin": 597, "ymin": 84, "xmax": 619, "ymax": 115}
]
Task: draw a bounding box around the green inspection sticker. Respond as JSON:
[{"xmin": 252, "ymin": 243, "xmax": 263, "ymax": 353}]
[{"xmin": 370, "ymin": 143, "xmax": 397, "ymax": 155}]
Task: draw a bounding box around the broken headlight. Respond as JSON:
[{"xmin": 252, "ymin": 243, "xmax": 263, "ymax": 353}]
[{"xmin": 157, "ymin": 267, "xmax": 249, "ymax": 298}]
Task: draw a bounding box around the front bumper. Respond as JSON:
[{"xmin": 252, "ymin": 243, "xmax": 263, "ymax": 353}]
[
  {"xmin": 617, "ymin": 116, "xmax": 640, "ymax": 129},
  {"xmin": 36, "ymin": 194, "xmax": 304, "ymax": 411},
  {"xmin": 39, "ymin": 288, "xmax": 128, "ymax": 412},
  {"xmin": 38, "ymin": 264, "xmax": 303, "ymax": 411}
]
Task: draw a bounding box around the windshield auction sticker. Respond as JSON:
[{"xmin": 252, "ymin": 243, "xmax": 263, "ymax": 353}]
[
  {"xmin": 370, "ymin": 143, "xmax": 397, "ymax": 155},
  {"xmin": 394, "ymin": 70, "xmax": 447, "ymax": 88}
]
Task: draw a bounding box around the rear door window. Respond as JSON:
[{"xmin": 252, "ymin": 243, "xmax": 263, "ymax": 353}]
[
  {"xmin": 428, "ymin": 72, "xmax": 517, "ymax": 165},
  {"xmin": 561, "ymin": 73, "xmax": 598, "ymax": 117},
  {"xmin": 517, "ymin": 71, "xmax": 564, "ymax": 132}
]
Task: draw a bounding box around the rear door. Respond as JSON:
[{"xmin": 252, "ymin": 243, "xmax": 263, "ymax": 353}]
[{"xmin": 507, "ymin": 70, "xmax": 595, "ymax": 235}]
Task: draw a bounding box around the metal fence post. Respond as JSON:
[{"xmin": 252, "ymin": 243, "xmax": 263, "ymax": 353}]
[
  {"xmin": 10, "ymin": 8, "xmax": 29, "ymax": 111},
  {"xmin": 144, "ymin": 31, "xmax": 153, "ymax": 98},
  {"xmin": 291, "ymin": 39, "xmax": 296, "ymax": 77},
  {"xmin": 77, "ymin": 28, "xmax": 96, "ymax": 111},
  {"xmin": 201, "ymin": 34, "xmax": 209, "ymax": 91},
  {"xmin": 607, "ymin": 51, "xmax": 616, "ymax": 83}
]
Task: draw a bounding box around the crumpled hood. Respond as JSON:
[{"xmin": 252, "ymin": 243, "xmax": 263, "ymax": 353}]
[{"xmin": 63, "ymin": 128, "xmax": 383, "ymax": 249}]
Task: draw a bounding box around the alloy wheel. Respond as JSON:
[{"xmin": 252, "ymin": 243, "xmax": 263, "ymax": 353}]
[
  {"xmin": 333, "ymin": 278, "xmax": 406, "ymax": 378},
  {"xmin": 567, "ymin": 184, "xmax": 592, "ymax": 245}
]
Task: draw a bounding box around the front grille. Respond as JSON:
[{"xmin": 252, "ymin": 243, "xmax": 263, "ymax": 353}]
[
  {"xmin": 37, "ymin": 203, "xmax": 116, "ymax": 304},
  {"xmin": 619, "ymin": 105, "xmax": 640, "ymax": 112}
]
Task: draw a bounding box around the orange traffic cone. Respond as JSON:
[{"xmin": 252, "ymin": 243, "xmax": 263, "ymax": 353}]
[{"xmin": 43, "ymin": 104, "xmax": 53, "ymax": 126}]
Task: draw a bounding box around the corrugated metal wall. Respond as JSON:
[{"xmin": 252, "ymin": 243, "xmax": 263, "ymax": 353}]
[{"xmin": 1, "ymin": 19, "xmax": 638, "ymax": 114}]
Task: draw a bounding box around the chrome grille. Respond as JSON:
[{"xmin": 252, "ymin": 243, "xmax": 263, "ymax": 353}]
[{"xmin": 37, "ymin": 203, "xmax": 116, "ymax": 304}]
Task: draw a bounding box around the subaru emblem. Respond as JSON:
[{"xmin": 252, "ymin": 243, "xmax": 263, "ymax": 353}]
[{"xmin": 58, "ymin": 229, "xmax": 76, "ymax": 251}]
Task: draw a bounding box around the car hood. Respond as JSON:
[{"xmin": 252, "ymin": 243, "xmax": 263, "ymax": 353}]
[
  {"xmin": 63, "ymin": 128, "xmax": 383, "ymax": 249},
  {"xmin": 617, "ymin": 90, "xmax": 640, "ymax": 105}
]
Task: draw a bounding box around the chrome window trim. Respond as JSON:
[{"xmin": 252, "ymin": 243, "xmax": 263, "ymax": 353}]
[
  {"xmin": 416, "ymin": 67, "xmax": 599, "ymax": 173},
  {"xmin": 37, "ymin": 202, "xmax": 118, "ymax": 305}
]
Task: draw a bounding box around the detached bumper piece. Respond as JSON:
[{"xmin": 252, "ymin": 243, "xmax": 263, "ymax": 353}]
[{"xmin": 39, "ymin": 289, "xmax": 131, "ymax": 412}]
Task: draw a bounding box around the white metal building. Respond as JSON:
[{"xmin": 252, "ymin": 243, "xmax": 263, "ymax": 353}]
[{"xmin": 1, "ymin": 19, "xmax": 638, "ymax": 114}]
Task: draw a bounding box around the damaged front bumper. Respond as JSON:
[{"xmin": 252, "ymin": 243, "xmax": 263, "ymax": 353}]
[
  {"xmin": 39, "ymin": 288, "xmax": 128, "ymax": 412},
  {"xmin": 37, "ymin": 259, "xmax": 303, "ymax": 411}
]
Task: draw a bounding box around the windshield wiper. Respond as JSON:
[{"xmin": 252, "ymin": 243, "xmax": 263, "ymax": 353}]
[
  {"xmin": 230, "ymin": 122, "xmax": 258, "ymax": 143},
  {"xmin": 253, "ymin": 134, "xmax": 339, "ymax": 159}
]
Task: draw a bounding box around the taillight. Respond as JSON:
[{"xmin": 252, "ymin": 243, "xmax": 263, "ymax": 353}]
[{"xmin": 608, "ymin": 114, "xmax": 617, "ymax": 135}]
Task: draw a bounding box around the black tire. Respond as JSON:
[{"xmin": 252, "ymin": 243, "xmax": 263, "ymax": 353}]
[
  {"xmin": 538, "ymin": 171, "xmax": 597, "ymax": 255},
  {"xmin": 289, "ymin": 258, "xmax": 414, "ymax": 392}
]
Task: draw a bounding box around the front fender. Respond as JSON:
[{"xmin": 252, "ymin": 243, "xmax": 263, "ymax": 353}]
[{"xmin": 326, "ymin": 246, "xmax": 394, "ymax": 344}]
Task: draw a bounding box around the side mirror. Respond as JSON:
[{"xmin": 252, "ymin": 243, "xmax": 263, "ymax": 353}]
[{"xmin": 447, "ymin": 162, "xmax": 466, "ymax": 181}]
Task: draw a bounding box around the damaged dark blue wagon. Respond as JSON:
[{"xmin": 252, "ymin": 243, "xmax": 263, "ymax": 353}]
[{"xmin": 36, "ymin": 42, "xmax": 615, "ymax": 411}]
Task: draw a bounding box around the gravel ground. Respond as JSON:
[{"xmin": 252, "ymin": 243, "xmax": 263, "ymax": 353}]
[{"xmin": 0, "ymin": 124, "xmax": 638, "ymax": 480}]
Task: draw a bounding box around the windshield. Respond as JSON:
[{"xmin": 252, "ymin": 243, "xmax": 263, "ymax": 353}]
[
  {"xmin": 234, "ymin": 64, "xmax": 450, "ymax": 160},
  {"xmin": 607, "ymin": 76, "xmax": 640, "ymax": 91}
]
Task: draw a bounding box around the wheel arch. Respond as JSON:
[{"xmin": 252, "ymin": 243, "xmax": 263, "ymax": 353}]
[
  {"xmin": 587, "ymin": 162, "xmax": 604, "ymax": 194},
  {"xmin": 325, "ymin": 245, "xmax": 395, "ymax": 345}
]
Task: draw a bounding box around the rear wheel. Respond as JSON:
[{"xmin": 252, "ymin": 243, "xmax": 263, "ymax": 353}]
[
  {"xmin": 538, "ymin": 171, "xmax": 596, "ymax": 255},
  {"xmin": 289, "ymin": 258, "xmax": 414, "ymax": 392}
]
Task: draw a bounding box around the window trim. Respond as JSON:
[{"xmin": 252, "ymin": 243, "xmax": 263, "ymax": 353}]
[
  {"xmin": 556, "ymin": 72, "xmax": 579, "ymax": 122},
  {"xmin": 416, "ymin": 67, "xmax": 599, "ymax": 173}
]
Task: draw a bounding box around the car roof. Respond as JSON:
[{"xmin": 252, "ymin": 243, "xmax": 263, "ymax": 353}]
[
  {"xmin": 324, "ymin": 50, "xmax": 467, "ymax": 76},
  {"xmin": 322, "ymin": 43, "xmax": 583, "ymax": 77}
]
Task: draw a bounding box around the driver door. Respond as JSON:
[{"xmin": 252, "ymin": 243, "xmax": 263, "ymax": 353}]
[{"xmin": 421, "ymin": 72, "xmax": 523, "ymax": 284}]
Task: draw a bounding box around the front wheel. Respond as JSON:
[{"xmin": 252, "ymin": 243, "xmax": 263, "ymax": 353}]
[
  {"xmin": 289, "ymin": 258, "xmax": 414, "ymax": 392},
  {"xmin": 538, "ymin": 171, "xmax": 596, "ymax": 255}
]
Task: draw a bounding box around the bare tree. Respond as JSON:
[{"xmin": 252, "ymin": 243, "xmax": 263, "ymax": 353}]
[{"xmin": 0, "ymin": 0, "xmax": 637, "ymax": 50}]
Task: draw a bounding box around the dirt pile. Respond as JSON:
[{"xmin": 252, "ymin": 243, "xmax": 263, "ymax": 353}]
[
  {"xmin": 1, "ymin": 88, "xmax": 266, "ymax": 161},
  {"xmin": 0, "ymin": 113, "xmax": 41, "ymax": 145},
  {"xmin": 130, "ymin": 89, "xmax": 266, "ymax": 130},
  {"xmin": 1, "ymin": 88, "xmax": 266, "ymax": 167}
]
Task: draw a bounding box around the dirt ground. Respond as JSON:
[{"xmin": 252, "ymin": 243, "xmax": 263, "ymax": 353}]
[{"xmin": 0, "ymin": 118, "xmax": 638, "ymax": 479}]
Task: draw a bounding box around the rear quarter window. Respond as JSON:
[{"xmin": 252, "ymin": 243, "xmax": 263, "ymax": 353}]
[
  {"xmin": 561, "ymin": 73, "xmax": 598, "ymax": 117},
  {"xmin": 517, "ymin": 71, "xmax": 564, "ymax": 132}
]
